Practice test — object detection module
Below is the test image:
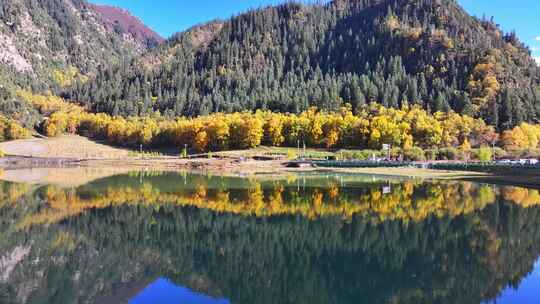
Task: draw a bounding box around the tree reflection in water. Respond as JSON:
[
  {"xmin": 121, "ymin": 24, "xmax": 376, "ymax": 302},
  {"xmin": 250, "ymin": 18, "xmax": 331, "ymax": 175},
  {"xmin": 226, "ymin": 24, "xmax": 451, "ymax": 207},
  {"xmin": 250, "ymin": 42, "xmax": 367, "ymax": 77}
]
[{"xmin": 0, "ymin": 172, "xmax": 539, "ymax": 304}]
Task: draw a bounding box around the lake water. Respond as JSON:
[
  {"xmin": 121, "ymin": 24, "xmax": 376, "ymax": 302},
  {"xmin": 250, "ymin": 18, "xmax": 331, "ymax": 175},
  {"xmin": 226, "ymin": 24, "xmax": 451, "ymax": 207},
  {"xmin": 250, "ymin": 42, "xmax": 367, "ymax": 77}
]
[{"xmin": 0, "ymin": 171, "xmax": 539, "ymax": 304}]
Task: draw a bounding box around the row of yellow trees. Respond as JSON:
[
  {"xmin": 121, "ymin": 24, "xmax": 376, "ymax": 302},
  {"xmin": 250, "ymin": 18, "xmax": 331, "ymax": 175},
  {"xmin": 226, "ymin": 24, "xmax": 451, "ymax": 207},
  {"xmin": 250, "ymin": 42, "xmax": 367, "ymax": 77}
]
[
  {"xmin": 16, "ymin": 90, "xmax": 85, "ymax": 116},
  {"xmin": 14, "ymin": 90, "xmax": 540, "ymax": 152},
  {"xmin": 42, "ymin": 104, "xmax": 504, "ymax": 152}
]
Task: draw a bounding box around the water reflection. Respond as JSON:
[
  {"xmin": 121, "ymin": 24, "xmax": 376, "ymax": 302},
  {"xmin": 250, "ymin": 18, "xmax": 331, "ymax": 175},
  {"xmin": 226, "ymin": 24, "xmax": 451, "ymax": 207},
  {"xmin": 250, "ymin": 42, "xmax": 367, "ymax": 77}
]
[
  {"xmin": 485, "ymin": 259, "xmax": 540, "ymax": 304},
  {"xmin": 5, "ymin": 172, "xmax": 540, "ymax": 229},
  {"xmin": 130, "ymin": 279, "xmax": 229, "ymax": 304},
  {"xmin": 0, "ymin": 171, "xmax": 539, "ymax": 304}
]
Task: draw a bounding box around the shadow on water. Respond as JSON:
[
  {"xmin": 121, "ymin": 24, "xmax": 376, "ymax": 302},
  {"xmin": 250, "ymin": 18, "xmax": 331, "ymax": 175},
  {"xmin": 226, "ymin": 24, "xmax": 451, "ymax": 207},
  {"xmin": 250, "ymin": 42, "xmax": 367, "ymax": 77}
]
[{"xmin": 1, "ymin": 171, "xmax": 540, "ymax": 304}]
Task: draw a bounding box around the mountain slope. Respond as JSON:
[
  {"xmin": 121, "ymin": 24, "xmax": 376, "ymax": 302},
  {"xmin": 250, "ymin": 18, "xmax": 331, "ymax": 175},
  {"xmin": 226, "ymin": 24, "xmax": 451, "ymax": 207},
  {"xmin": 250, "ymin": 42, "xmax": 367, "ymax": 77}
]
[
  {"xmin": 69, "ymin": 0, "xmax": 540, "ymax": 128},
  {"xmin": 90, "ymin": 4, "xmax": 164, "ymax": 49},
  {"xmin": 0, "ymin": 0, "xmax": 163, "ymax": 130},
  {"xmin": 0, "ymin": 0, "xmax": 156, "ymax": 90}
]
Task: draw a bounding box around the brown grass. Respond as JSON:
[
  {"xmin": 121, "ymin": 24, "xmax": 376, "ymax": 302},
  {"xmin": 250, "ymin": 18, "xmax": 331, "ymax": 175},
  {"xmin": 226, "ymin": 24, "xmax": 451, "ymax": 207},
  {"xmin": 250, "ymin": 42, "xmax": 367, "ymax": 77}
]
[{"xmin": 0, "ymin": 135, "xmax": 131, "ymax": 159}]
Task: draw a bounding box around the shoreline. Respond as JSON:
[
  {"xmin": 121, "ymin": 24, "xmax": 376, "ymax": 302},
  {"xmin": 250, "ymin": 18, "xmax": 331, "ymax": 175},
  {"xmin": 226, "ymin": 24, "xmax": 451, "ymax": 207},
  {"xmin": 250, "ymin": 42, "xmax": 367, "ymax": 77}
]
[
  {"xmin": 0, "ymin": 133, "xmax": 538, "ymax": 189},
  {"xmin": 5, "ymin": 155, "xmax": 538, "ymax": 190},
  {"xmin": 0, "ymin": 155, "xmax": 487, "ymax": 176}
]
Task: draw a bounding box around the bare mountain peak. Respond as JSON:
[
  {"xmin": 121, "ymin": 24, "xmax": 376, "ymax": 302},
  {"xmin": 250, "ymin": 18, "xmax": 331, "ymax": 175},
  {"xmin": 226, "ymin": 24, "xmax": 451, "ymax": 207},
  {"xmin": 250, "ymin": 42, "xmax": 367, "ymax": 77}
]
[{"xmin": 89, "ymin": 4, "xmax": 164, "ymax": 48}]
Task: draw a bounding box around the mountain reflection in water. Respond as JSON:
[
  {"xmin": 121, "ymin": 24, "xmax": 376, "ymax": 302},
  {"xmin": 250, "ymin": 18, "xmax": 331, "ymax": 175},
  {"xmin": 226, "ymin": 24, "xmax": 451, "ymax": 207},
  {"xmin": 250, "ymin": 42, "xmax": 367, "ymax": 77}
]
[
  {"xmin": 0, "ymin": 171, "xmax": 539, "ymax": 304},
  {"xmin": 130, "ymin": 278, "xmax": 229, "ymax": 304},
  {"xmin": 484, "ymin": 259, "xmax": 540, "ymax": 304}
]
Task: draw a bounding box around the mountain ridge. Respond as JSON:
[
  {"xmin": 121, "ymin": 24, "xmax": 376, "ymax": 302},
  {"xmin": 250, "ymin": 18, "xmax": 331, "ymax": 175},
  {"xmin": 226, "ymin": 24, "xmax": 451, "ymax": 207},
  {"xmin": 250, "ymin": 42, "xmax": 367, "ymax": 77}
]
[
  {"xmin": 68, "ymin": 0, "xmax": 540, "ymax": 129},
  {"xmin": 0, "ymin": 0, "xmax": 539, "ymax": 133}
]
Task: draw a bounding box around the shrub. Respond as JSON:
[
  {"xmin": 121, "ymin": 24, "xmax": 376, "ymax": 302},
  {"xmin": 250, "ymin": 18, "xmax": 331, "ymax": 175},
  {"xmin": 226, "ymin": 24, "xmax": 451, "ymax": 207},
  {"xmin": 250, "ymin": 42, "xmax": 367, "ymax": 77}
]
[
  {"xmin": 437, "ymin": 147, "xmax": 460, "ymax": 160},
  {"xmin": 390, "ymin": 147, "xmax": 402, "ymax": 158},
  {"xmin": 425, "ymin": 148, "xmax": 438, "ymax": 161},
  {"xmin": 287, "ymin": 149, "xmax": 297, "ymax": 160},
  {"xmin": 180, "ymin": 147, "xmax": 188, "ymax": 158},
  {"xmin": 403, "ymin": 147, "xmax": 426, "ymax": 161},
  {"xmin": 518, "ymin": 148, "xmax": 540, "ymax": 159},
  {"xmin": 493, "ymin": 147, "xmax": 508, "ymax": 159},
  {"xmin": 476, "ymin": 146, "xmax": 493, "ymax": 163},
  {"xmin": 356, "ymin": 150, "xmax": 385, "ymax": 160}
]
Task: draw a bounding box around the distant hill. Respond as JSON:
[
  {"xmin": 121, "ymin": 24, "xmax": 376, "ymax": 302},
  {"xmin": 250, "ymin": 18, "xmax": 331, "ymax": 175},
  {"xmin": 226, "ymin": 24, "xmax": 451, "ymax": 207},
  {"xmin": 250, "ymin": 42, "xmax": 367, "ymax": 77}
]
[
  {"xmin": 69, "ymin": 0, "xmax": 540, "ymax": 129},
  {"xmin": 90, "ymin": 4, "xmax": 164, "ymax": 49}
]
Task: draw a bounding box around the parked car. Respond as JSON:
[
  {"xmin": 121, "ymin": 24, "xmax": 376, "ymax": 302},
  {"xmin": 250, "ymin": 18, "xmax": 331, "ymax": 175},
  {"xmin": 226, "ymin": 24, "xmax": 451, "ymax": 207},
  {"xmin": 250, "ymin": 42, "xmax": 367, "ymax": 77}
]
[
  {"xmin": 524, "ymin": 159, "xmax": 539, "ymax": 165},
  {"xmin": 496, "ymin": 159, "xmax": 539, "ymax": 165}
]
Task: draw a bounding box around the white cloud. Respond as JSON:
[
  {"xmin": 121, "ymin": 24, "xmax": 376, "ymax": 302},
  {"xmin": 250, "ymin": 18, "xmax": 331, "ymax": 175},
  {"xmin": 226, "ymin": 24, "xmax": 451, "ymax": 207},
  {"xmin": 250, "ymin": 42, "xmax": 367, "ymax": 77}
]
[
  {"xmin": 535, "ymin": 57, "xmax": 540, "ymax": 65},
  {"xmin": 536, "ymin": 36, "xmax": 540, "ymax": 42}
]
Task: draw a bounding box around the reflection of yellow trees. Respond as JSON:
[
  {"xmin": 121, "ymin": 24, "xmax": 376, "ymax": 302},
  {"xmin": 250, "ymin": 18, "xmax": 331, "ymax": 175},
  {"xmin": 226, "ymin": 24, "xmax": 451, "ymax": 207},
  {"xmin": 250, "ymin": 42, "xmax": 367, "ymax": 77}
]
[
  {"xmin": 51, "ymin": 231, "xmax": 79, "ymax": 252},
  {"xmin": 0, "ymin": 182, "xmax": 31, "ymax": 208},
  {"xmin": 502, "ymin": 187, "xmax": 540, "ymax": 208},
  {"xmin": 7, "ymin": 176, "xmax": 540, "ymax": 230},
  {"xmin": 13, "ymin": 180, "xmax": 538, "ymax": 230},
  {"xmin": 357, "ymin": 182, "xmax": 497, "ymax": 222}
]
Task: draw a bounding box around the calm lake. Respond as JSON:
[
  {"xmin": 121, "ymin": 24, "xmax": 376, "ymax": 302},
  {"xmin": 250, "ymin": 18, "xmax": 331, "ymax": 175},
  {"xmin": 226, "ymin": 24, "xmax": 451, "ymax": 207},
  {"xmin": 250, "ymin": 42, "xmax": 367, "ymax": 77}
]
[{"xmin": 1, "ymin": 171, "xmax": 539, "ymax": 304}]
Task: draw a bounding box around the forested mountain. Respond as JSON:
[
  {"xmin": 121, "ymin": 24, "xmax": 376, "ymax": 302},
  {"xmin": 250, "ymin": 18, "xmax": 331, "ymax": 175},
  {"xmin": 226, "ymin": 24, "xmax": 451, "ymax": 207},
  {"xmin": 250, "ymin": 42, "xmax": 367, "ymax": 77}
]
[
  {"xmin": 0, "ymin": 0, "xmax": 156, "ymax": 90},
  {"xmin": 0, "ymin": 0, "xmax": 161, "ymax": 130},
  {"xmin": 68, "ymin": 0, "xmax": 540, "ymax": 129}
]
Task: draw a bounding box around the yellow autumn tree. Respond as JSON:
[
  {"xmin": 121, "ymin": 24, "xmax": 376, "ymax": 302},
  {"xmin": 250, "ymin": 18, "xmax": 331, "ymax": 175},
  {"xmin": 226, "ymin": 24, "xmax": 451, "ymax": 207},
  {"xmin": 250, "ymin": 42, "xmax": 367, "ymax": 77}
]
[
  {"xmin": 323, "ymin": 115, "xmax": 344, "ymax": 148},
  {"xmin": 460, "ymin": 138, "xmax": 472, "ymax": 161},
  {"xmin": 206, "ymin": 116, "xmax": 230, "ymax": 151},
  {"xmin": 262, "ymin": 114, "xmax": 285, "ymax": 146},
  {"xmin": 502, "ymin": 126, "xmax": 530, "ymax": 150}
]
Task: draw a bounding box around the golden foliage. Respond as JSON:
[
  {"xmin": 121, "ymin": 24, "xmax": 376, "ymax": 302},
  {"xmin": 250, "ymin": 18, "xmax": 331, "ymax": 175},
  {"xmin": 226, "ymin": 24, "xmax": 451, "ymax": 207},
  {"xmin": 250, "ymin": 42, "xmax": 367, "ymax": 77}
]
[
  {"xmin": 13, "ymin": 176, "xmax": 539, "ymax": 231},
  {"xmin": 384, "ymin": 15, "xmax": 401, "ymax": 32},
  {"xmin": 11, "ymin": 180, "xmax": 484, "ymax": 229},
  {"xmin": 51, "ymin": 66, "xmax": 88, "ymax": 87},
  {"xmin": 42, "ymin": 103, "xmax": 499, "ymax": 152},
  {"xmin": 502, "ymin": 187, "xmax": 540, "ymax": 208},
  {"xmin": 429, "ymin": 29, "xmax": 454, "ymax": 49},
  {"xmin": 502, "ymin": 123, "xmax": 540, "ymax": 150},
  {"xmin": 0, "ymin": 115, "xmax": 32, "ymax": 141},
  {"xmin": 467, "ymin": 54, "xmax": 501, "ymax": 112},
  {"xmin": 16, "ymin": 90, "xmax": 84, "ymax": 116}
]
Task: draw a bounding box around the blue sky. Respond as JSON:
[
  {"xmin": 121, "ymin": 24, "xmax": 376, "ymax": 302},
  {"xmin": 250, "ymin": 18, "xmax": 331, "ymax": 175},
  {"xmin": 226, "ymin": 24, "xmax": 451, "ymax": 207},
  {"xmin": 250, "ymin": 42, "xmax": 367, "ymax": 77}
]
[{"xmin": 89, "ymin": 0, "xmax": 540, "ymax": 62}]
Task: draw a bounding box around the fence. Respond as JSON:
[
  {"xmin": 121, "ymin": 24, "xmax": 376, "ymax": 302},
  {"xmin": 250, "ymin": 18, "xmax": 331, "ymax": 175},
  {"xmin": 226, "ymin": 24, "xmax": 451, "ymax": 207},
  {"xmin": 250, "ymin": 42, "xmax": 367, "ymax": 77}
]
[{"xmin": 313, "ymin": 160, "xmax": 413, "ymax": 168}]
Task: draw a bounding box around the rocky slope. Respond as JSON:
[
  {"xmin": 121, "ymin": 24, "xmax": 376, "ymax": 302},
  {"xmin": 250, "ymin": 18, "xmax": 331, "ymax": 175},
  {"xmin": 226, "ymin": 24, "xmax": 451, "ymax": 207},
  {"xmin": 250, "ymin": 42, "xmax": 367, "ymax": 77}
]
[{"xmin": 0, "ymin": 0, "xmax": 160, "ymax": 90}]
